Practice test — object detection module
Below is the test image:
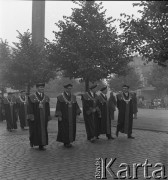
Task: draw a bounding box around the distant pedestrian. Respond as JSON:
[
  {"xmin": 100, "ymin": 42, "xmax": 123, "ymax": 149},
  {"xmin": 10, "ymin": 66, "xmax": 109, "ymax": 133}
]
[
  {"xmin": 116, "ymin": 85, "xmax": 134, "ymax": 139},
  {"xmin": 16, "ymin": 90, "xmax": 29, "ymax": 130},
  {"xmin": 0, "ymin": 93, "xmax": 5, "ymax": 122},
  {"xmin": 27, "ymin": 83, "xmax": 51, "ymax": 150},
  {"xmin": 132, "ymin": 92, "xmax": 138, "ymax": 119},
  {"xmin": 81, "ymin": 84, "xmax": 101, "ymax": 142},
  {"xmin": 3, "ymin": 92, "xmax": 18, "ymax": 132},
  {"xmin": 55, "ymin": 84, "xmax": 81, "ymax": 148},
  {"xmin": 164, "ymin": 95, "xmax": 168, "ymax": 109}
]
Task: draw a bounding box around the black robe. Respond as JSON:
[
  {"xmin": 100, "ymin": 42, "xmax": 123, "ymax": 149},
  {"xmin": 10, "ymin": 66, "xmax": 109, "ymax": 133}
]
[
  {"xmin": 116, "ymin": 92, "xmax": 133, "ymax": 136},
  {"xmin": 97, "ymin": 93, "xmax": 112, "ymax": 135},
  {"xmin": 27, "ymin": 92, "xmax": 50, "ymax": 146},
  {"xmin": 108, "ymin": 93, "xmax": 117, "ymax": 120},
  {"xmin": 0, "ymin": 97, "xmax": 5, "ymax": 122},
  {"xmin": 55, "ymin": 92, "xmax": 81, "ymax": 144},
  {"xmin": 81, "ymin": 92, "xmax": 101, "ymax": 139},
  {"xmin": 3, "ymin": 96, "xmax": 17, "ymax": 130},
  {"xmin": 16, "ymin": 96, "xmax": 28, "ymax": 128}
]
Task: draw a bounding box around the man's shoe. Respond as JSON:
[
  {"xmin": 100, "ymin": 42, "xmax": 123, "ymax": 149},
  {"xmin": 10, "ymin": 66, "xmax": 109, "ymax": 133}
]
[
  {"xmin": 128, "ymin": 136, "xmax": 135, "ymax": 139},
  {"xmin": 108, "ymin": 136, "xmax": 115, "ymax": 140},
  {"xmin": 116, "ymin": 131, "xmax": 119, "ymax": 137},
  {"xmin": 64, "ymin": 143, "xmax": 72, "ymax": 148},
  {"xmin": 30, "ymin": 142, "xmax": 33, "ymax": 148},
  {"xmin": 39, "ymin": 145, "xmax": 46, "ymax": 150},
  {"xmin": 90, "ymin": 138, "xmax": 95, "ymax": 143}
]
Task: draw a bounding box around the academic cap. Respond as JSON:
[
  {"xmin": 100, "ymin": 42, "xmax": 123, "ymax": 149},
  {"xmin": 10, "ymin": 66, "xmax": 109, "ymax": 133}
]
[
  {"xmin": 89, "ymin": 84, "xmax": 97, "ymax": 90},
  {"xmin": 36, "ymin": 83, "xmax": 45, "ymax": 88},
  {"xmin": 122, "ymin": 85, "xmax": 129, "ymax": 88},
  {"xmin": 64, "ymin": 84, "xmax": 73, "ymax": 88},
  {"xmin": 100, "ymin": 86, "xmax": 107, "ymax": 92},
  {"xmin": 20, "ymin": 90, "xmax": 26, "ymax": 93}
]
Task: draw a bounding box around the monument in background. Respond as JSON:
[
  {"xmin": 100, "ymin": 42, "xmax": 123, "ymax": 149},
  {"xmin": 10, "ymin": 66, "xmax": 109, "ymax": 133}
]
[{"xmin": 32, "ymin": 1, "xmax": 45, "ymax": 46}]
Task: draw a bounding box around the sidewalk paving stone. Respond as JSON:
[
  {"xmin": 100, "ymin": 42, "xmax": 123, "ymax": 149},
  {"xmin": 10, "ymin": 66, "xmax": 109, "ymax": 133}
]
[{"xmin": 0, "ymin": 120, "xmax": 168, "ymax": 180}]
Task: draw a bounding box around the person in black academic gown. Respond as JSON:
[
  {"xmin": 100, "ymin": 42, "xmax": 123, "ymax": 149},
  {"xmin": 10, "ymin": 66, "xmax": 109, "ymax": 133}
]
[
  {"xmin": 27, "ymin": 83, "xmax": 51, "ymax": 150},
  {"xmin": 97, "ymin": 86, "xmax": 115, "ymax": 140},
  {"xmin": 108, "ymin": 89, "xmax": 117, "ymax": 121},
  {"xmin": 3, "ymin": 92, "xmax": 18, "ymax": 132},
  {"xmin": 16, "ymin": 90, "xmax": 29, "ymax": 130},
  {"xmin": 55, "ymin": 84, "xmax": 81, "ymax": 148},
  {"xmin": 0, "ymin": 93, "xmax": 5, "ymax": 122},
  {"xmin": 81, "ymin": 84, "xmax": 101, "ymax": 143},
  {"xmin": 116, "ymin": 85, "xmax": 135, "ymax": 139}
]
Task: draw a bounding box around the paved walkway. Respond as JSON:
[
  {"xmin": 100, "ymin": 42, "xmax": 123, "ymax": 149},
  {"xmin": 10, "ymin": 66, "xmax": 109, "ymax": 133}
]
[{"xmin": 0, "ymin": 120, "xmax": 168, "ymax": 180}]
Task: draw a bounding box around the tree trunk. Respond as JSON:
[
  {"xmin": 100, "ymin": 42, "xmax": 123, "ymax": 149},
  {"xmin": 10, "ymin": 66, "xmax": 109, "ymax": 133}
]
[
  {"xmin": 85, "ymin": 78, "xmax": 89, "ymax": 92},
  {"xmin": 27, "ymin": 83, "xmax": 31, "ymax": 95}
]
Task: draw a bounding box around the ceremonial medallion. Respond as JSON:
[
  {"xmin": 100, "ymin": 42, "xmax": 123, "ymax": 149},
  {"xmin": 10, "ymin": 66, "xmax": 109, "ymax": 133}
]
[{"xmin": 39, "ymin": 102, "xmax": 44, "ymax": 109}]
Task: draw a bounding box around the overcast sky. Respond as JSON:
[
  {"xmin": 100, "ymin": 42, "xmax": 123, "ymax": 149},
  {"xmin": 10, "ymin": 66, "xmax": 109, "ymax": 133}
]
[{"xmin": 0, "ymin": 1, "xmax": 141, "ymax": 46}]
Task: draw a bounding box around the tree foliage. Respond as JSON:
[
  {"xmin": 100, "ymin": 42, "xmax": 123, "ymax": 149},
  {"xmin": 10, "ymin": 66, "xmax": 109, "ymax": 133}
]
[
  {"xmin": 108, "ymin": 68, "xmax": 142, "ymax": 92},
  {"xmin": 148, "ymin": 63, "xmax": 168, "ymax": 93},
  {"xmin": 119, "ymin": 1, "xmax": 168, "ymax": 65},
  {"xmin": 49, "ymin": 1, "xmax": 131, "ymax": 90},
  {"xmin": 0, "ymin": 39, "xmax": 11, "ymax": 92},
  {"xmin": 3, "ymin": 30, "xmax": 55, "ymax": 92}
]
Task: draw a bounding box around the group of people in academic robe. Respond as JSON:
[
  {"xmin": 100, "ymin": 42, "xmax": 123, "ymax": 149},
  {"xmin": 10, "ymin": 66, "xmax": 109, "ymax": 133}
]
[
  {"xmin": 1, "ymin": 82, "xmax": 137, "ymax": 150},
  {"xmin": 0, "ymin": 90, "xmax": 29, "ymax": 132},
  {"xmin": 55, "ymin": 83, "xmax": 136, "ymax": 149}
]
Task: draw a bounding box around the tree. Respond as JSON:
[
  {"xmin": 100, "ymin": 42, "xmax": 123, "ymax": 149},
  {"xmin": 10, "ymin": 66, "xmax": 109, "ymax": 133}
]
[
  {"xmin": 3, "ymin": 30, "xmax": 55, "ymax": 93},
  {"xmin": 148, "ymin": 63, "xmax": 168, "ymax": 95},
  {"xmin": 108, "ymin": 68, "xmax": 142, "ymax": 92},
  {"xmin": 119, "ymin": 1, "xmax": 168, "ymax": 66},
  {"xmin": 49, "ymin": 1, "xmax": 131, "ymax": 91},
  {"xmin": 0, "ymin": 39, "xmax": 11, "ymax": 94}
]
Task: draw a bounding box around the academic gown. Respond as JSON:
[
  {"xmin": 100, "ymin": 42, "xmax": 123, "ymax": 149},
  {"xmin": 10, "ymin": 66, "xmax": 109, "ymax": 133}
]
[
  {"xmin": 116, "ymin": 92, "xmax": 133, "ymax": 136},
  {"xmin": 55, "ymin": 92, "xmax": 81, "ymax": 144},
  {"xmin": 3, "ymin": 97, "xmax": 17, "ymax": 130},
  {"xmin": 0, "ymin": 97, "xmax": 5, "ymax": 121},
  {"xmin": 27, "ymin": 92, "xmax": 50, "ymax": 146},
  {"xmin": 97, "ymin": 93, "xmax": 112, "ymax": 136},
  {"xmin": 108, "ymin": 93, "xmax": 117, "ymax": 120},
  {"xmin": 16, "ymin": 96, "xmax": 28, "ymax": 128},
  {"xmin": 81, "ymin": 92, "xmax": 101, "ymax": 139}
]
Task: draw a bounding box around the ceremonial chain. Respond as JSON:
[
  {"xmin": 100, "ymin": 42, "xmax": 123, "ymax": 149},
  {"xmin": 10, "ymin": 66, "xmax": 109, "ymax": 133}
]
[
  {"xmin": 6, "ymin": 97, "xmax": 14, "ymax": 105},
  {"xmin": 19, "ymin": 96, "xmax": 27, "ymax": 104},
  {"xmin": 34, "ymin": 93, "xmax": 46, "ymax": 108},
  {"xmin": 121, "ymin": 93, "xmax": 131, "ymax": 104},
  {"xmin": 100, "ymin": 93, "xmax": 107, "ymax": 102},
  {"xmin": 86, "ymin": 92, "xmax": 96, "ymax": 101},
  {"xmin": 34, "ymin": 93, "xmax": 45, "ymax": 104},
  {"xmin": 62, "ymin": 93, "xmax": 72, "ymax": 104}
]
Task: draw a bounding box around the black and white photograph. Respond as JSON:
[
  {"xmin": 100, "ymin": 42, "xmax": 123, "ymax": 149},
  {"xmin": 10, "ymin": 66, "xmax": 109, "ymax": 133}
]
[{"xmin": 0, "ymin": 0, "xmax": 168, "ymax": 179}]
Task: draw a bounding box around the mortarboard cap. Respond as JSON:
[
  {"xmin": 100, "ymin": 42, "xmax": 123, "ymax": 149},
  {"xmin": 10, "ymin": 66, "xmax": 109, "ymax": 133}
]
[
  {"xmin": 122, "ymin": 85, "xmax": 129, "ymax": 88},
  {"xmin": 36, "ymin": 83, "xmax": 45, "ymax": 88},
  {"xmin": 89, "ymin": 84, "xmax": 97, "ymax": 90},
  {"xmin": 100, "ymin": 86, "xmax": 107, "ymax": 92},
  {"xmin": 8, "ymin": 92, "xmax": 13, "ymax": 95},
  {"xmin": 64, "ymin": 83, "xmax": 73, "ymax": 88},
  {"xmin": 20, "ymin": 90, "xmax": 26, "ymax": 93}
]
